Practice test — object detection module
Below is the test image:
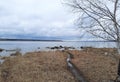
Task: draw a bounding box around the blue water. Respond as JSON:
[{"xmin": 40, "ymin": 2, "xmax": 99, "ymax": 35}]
[{"xmin": 0, "ymin": 41, "xmax": 116, "ymax": 56}]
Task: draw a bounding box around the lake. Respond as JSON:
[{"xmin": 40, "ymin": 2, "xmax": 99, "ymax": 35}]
[{"xmin": 0, "ymin": 41, "xmax": 117, "ymax": 56}]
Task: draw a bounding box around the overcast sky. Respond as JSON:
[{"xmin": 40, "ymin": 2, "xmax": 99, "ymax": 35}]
[{"xmin": 0, "ymin": 0, "xmax": 82, "ymax": 39}]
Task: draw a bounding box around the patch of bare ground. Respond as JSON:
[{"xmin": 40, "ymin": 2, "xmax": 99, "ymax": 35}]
[{"xmin": 0, "ymin": 48, "xmax": 119, "ymax": 82}]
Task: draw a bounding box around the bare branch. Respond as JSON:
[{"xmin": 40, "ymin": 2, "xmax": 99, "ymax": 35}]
[{"xmin": 65, "ymin": 0, "xmax": 120, "ymax": 41}]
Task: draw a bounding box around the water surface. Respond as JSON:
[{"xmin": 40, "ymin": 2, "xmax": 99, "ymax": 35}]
[{"xmin": 0, "ymin": 41, "xmax": 116, "ymax": 56}]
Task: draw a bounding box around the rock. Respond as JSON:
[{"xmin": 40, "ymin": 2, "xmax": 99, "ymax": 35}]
[
  {"xmin": 69, "ymin": 47, "xmax": 75, "ymax": 49},
  {"xmin": 46, "ymin": 46, "xmax": 75, "ymax": 50},
  {"xmin": 50, "ymin": 46, "xmax": 62, "ymax": 49},
  {"xmin": 59, "ymin": 45, "xmax": 63, "ymax": 48},
  {"xmin": 0, "ymin": 48, "xmax": 4, "ymax": 52},
  {"xmin": 80, "ymin": 46, "xmax": 93, "ymax": 49},
  {"xmin": 38, "ymin": 47, "xmax": 40, "ymax": 49},
  {"xmin": 51, "ymin": 47, "xmax": 55, "ymax": 49}
]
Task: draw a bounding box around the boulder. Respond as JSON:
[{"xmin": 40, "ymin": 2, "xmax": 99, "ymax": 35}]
[{"xmin": 0, "ymin": 48, "xmax": 4, "ymax": 52}]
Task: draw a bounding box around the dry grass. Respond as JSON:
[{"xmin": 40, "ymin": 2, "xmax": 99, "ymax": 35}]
[
  {"xmin": 0, "ymin": 51, "xmax": 75, "ymax": 82},
  {"xmin": 68, "ymin": 48, "xmax": 119, "ymax": 82},
  {"xmin": 0, "ymin": 48, "xmax": 119, "ymax": 82}
]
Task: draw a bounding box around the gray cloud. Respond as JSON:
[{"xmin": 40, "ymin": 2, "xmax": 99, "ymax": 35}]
[{"xmin": 0, "ymin": 0, "xmax": 80, "ymax": 38}]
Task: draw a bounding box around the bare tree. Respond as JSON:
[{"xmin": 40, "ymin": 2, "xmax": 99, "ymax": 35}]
[{"xmin": 64, "ymin": 0, "xmax": 120, "ymax": 54}]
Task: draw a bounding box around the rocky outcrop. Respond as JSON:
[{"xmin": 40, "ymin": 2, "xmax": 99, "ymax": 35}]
[{"xmin": 46, "ymin": 46, "xmax": 75, "ymax": 50}]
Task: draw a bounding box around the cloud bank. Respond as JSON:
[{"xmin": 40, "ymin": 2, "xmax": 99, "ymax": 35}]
[{"xmin": 0, "ymin": 0, "xmax": 81, "ymax": 39}]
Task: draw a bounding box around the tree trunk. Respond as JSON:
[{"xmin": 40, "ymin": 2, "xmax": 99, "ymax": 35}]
[{"xmin": 117, "ymin": 41, "xmax": 120, "ymax": 54}]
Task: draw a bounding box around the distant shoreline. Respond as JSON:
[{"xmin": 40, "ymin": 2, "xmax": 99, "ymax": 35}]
[
  {"xmin": 0, "ymin": 38, "xmax": 116, "ymax": 42},
  {"xmin": 0, "ymin": 39, "xmax": 62, "ymax": 42}
]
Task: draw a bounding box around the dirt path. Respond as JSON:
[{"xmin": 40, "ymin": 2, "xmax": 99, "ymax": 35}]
[{"xmin": 66, "ymin": 51, "xmax": 88, "ymax": 82}]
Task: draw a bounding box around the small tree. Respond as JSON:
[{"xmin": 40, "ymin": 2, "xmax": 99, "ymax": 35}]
[{"xmin": 64, "ymin": 0, "xmax": 120, "ymax": 54}]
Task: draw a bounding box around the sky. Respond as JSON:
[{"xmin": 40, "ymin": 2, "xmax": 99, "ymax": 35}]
[{"xmin": 0, "ymin": 0, "xmax": 82, "ymax": 40}]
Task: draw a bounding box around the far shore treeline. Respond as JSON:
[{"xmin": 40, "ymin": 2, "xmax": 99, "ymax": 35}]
[
  {"xmin": 0, "ymin": 38, "xmax": 62, "ymax": 42},
  {"xmin": 0, "ymin": 38, "xmax": 117, "ymax": 42}
]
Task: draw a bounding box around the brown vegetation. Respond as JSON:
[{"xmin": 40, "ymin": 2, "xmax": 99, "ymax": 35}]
[
  {"xmin": 0, "ymin": 48, "xmax": 119, "ymax": 82},
  {"xmin": 0, "ymin": 51, "xmax": 75, "ymax": 82},
  {"xmin": 68, "ymin": 48, "xmax": 119, "ymax": 82}
]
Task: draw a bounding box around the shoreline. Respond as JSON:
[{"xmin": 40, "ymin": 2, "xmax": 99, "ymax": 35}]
[{"xmin": 0, "ymin": 39, "xmax": 62, "ymax": 42}]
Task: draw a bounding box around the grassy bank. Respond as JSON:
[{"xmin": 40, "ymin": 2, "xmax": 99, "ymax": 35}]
[{"xmin": 0, "ymin": 48, "xmax": 119, "ymax": 82}]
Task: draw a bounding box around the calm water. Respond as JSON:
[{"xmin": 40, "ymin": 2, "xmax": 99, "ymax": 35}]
[{"xmin": 0, "ymin": 41, "xmax": 116, "ymax": 56}]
